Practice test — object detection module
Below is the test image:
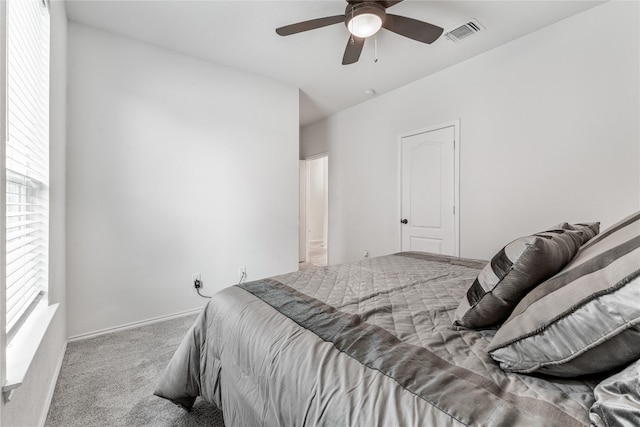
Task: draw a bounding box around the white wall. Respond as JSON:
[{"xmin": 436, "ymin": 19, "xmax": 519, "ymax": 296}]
[
  {"xmin": 66, "ymin": 24, "xmax": 299, "ymax": 337},
  {"xmin": 1, "ymin": 1, "xmax": 68, "ymax": 426},
  {"xmin": 301, "ymin": 1, "xmax": 640, "ymax": 263}
]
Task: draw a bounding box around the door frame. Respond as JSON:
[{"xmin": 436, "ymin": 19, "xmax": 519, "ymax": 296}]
[
  {"xmin": 397, "ymin": 119, "xmax": 460, "ymax": 256},
  {"xmin": 299, "ymin": 160, "xmax": 307, "ymax": 262},
  {"xmin": 300, "ymin": 153, "xmax": 329, "ymax": 265}
]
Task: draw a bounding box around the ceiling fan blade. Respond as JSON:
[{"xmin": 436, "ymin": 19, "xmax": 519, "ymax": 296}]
[
  {"xmin": 276, "ymin": 15, "xmax": 345, "ymax": 36},
  {"xmin": 380, "ymin": 0, "xmax": 403, "ymax": 8},
  {"xmin": 342, "ymin": 36, "xmax": 365, "ymax": 65},
  {"xmin": 382, "ymin": 14, "xmax": 444, "ymax": 44}
]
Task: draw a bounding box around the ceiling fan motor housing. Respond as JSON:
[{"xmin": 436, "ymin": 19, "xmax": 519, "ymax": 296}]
[{"xmin": 345, "ymin": 2, "xmax": 386, "ymax": 38}]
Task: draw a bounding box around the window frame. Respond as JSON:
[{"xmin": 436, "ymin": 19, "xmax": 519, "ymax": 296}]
[{"xmin": 1, "ymin": 0, "xmax": 53, "ymax": 403}]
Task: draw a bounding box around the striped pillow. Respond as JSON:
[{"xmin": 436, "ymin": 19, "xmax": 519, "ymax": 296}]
[
  {"xmin": 453, "ymin": 223, "xmax": 599, "ymax": 329},
  {"xmin": 488, "ymin": 211, "xmax": 640, "ymax": 377}
]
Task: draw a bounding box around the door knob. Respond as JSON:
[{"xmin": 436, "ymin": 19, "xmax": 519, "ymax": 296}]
[{"xmin": 401, "ymin": 219, "xmax": 408, "ymax": 224}]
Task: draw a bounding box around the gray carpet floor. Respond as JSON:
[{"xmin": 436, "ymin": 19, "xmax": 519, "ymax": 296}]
[{"xmin": 45, "ymin": 314, "xmax": 225, "ymax": 427}]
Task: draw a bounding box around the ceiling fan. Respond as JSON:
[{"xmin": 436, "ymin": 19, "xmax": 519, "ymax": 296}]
[{"xmin": 275, "ymin": 0, "xmax": 444, "ymax": 65}]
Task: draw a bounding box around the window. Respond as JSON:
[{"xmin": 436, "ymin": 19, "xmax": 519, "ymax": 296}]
[{"xmin": 5, "ymin": 0, "xmax": 49, "ymax": 340}]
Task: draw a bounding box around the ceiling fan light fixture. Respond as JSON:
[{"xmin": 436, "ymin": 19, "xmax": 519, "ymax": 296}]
[
  {"xmin": 346, "ymin": 4, "xmax": 385, "ymax": 38},
  {"xmin": 347, "ymin": 14, "xmax": 382, "ymax": 38}
]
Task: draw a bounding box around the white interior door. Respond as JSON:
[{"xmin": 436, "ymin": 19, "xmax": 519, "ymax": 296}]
[{"xmin": 401, "ymin": 125, "xmax": 458, "ymax": 255}]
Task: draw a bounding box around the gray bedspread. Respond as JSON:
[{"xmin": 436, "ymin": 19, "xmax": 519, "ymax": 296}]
[{"xmin": 155, "ymin": 252, "xmax": 601, "ymax": 426}]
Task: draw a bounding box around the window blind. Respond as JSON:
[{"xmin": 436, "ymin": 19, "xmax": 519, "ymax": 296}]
[{"xmin": 5, "ymin": 0, "xmax": 49, "ymax": 336}]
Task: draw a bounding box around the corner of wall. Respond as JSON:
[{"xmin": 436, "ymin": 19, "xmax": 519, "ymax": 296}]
[{"xmin": 1, "ymin": 310, "xmax": 67, "ymax": 427}]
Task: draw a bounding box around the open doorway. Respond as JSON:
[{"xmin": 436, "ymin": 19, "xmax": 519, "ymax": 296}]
[{"xmin": 299, "ymin": 155, "xmax": 328, "ymax": 270}]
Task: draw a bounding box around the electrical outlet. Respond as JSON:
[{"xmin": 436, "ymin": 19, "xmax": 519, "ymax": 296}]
[
  {"xmin": 191, "ymin": 273, "xmax": 201, "ymax": 288},
  {"xmin": 238, "ymin": 266, "xmax": 246, "ymax": 278}
]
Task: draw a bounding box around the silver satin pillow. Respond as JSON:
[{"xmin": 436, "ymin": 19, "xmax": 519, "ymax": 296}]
[
  {"xmin": 453, "ymin": 222, "xmax": 599, "ymax": 329},
  {"xmin": 488, "ymin": 211, "xmax": 640, "ymax": 377},
  {"xmin": 590, "ymin": 359, "xmax": 640, "ymax": 427}
]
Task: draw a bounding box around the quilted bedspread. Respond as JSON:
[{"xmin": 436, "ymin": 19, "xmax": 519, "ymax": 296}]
[{"xmin": 155, "ymin": 252, "xmax": 601, "ymax": 426}]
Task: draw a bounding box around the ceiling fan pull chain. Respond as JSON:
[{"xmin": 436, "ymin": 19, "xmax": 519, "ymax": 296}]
[{"xmin": 374, "ymin": 35, "xmax": 378, "ymax": 63}]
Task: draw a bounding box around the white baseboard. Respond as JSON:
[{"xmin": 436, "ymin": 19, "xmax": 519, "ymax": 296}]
[
  {"xmin": 38, "ymin": 340, "xmax": 67, "ymax": 427},
  {"xmin": 67, "ymin": 308, "xmax": 202, "ymax": 342}
]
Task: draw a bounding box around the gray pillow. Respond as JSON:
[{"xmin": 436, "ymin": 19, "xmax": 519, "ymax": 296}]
[
  {"xmin": 590, "ymin": 359, "xmax": 640, "ymax": 427},
  {"xmin": 488, "ymin": 211, "xmax": 640, "ymax": 377},
  {"xmin": 453, "ymin": 222, "xmax": 599, "ymax": 329},
  {"xmin": 553, "ymin": 222, "xmax": 600, "ymax": 243}
]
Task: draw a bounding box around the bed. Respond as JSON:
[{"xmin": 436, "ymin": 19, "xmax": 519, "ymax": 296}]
[{"xmin": 155, "ymin": 213, "xmax": 640, "ymax": 426}]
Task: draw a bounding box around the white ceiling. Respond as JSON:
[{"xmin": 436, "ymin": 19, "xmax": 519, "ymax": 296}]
[{"xmin": 64, "ymin": 0, "xmax": 606, "ymax": 126}]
